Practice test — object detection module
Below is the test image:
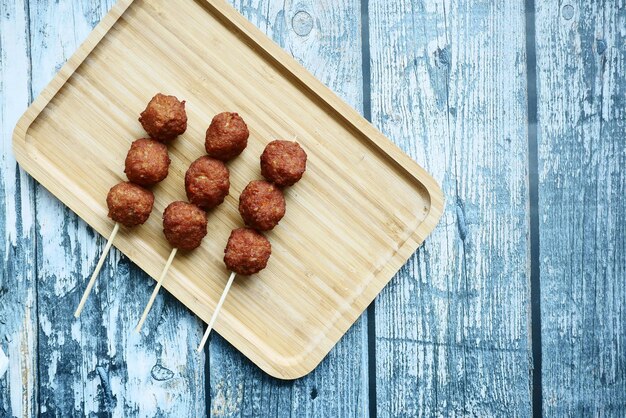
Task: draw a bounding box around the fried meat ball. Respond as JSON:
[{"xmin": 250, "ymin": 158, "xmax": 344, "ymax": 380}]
[
  {"xmin": 162, "ymin": 201, "xmax": 208, "ymax": 250},
  {"xmin": 139, "ymin": 93, "xmax": 187, "ymax": 142},
  {"xmin": 106, "ymin": 182, "xmax": 154, "ymax": 227},
  {"xmin": 185, "ymin": 156, "xmax": 230, "ymax": 211},
  {"xmin": 238, "ymin": 180, "xmax": 286, "ymax": 231},
  {"xmin": 205, "ymin": 112, "xmax": 249, "ymax": 160},
  {"xmin": 260, "ymin": 140, "xmax": 307, "ymax": 187},
  {"xmin": 124, "ymin": 138, "xmax": 171, "ymax": 186},
  {"xmin": 224, "ymin": 228, "xmax": 271, "ymax": 275}
]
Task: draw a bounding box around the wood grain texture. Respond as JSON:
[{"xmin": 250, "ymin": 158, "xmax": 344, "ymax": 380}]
[
  {"xmin": 0, "ymin": 1, "xmax": 38, "ymax": 416},
  {"xmin": 368, "ymin": 0, "xmax": 532, "ymax": 415},
  {"xmin": 13, "ymin": 0, "xmax": 442, "ymax": 379},
  {"xmin": 29, "ymin": 1, "xmax": 205, "ymax": 416},
  {"xmin": 208, "ymin": 0, "xmax": 369, "ymax": 415},
  {"xmin": 535, "ymin": 1, "xmax": 626, "ymax": 415}
]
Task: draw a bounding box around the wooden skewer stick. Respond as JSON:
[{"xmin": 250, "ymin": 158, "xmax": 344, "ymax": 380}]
[
  {"xmin": 74, "ymin": 222, "xmax": 120, "ymax": 318},
  {"xmin": 197, "ymin": 271, "xmax": 237, "ymax": 352},
  {"xmin": 135, "ymin": 247, "xmax": 178, "ymax": 333}
]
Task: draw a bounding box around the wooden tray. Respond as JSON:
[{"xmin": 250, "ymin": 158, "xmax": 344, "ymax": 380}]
[{"xmin": 13, "ymin": 0, "xmax": 443, "ymax": 379}]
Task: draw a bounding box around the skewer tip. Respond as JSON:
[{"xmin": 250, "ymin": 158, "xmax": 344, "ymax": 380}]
[
  {"xmin": 135, "ymin": 247, "xmax": 178, "ymax": 333},
  {"xmin": 196, "ymin": 271, "xmax": 237, "ymax": 352},
  {"xmin": 74, "ymin": 222, "xmax": 120, "ymax": 318}
]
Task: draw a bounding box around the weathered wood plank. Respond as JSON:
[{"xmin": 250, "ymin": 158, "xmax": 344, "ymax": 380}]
[
  {"xmin": 369, "ymin": 0, "xmax": 532, "ymax": 415},
  {"xmin": 208, "ymin": 0, "xmax": 369, "ymax": 416},
  {"xmin": 535, "ymin": 1, "xmax": 626, "ymax": 415},
  {"xmin": 0, "ymin": 1, "xmax": 38, "ymax": 416},
  {"xmin": 30, "ymin": 1, "xmax": 205, "ymax": 416}
]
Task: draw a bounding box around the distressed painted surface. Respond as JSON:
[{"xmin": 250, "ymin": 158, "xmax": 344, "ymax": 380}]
[
  {"xmin": 29, "ymin": 1, "xmax": 205, "ymax": 416},
  {"xmin": 368, "ymin": 0, "xmax": 532, "ymax": 415},
  {"xmin": 0, "ymin": 1, "xmax": 38, "ymax": 417},
  {"xmin": 208, "ymin": 0, "xmax": 369, "ymax": 416},
  {"xmin": 3, "ymin": 0, "xmax": 626, "ymax": 416},
  {"xmin": 536, "ymin": 1, "xmax": 626, "ymax": 415}
]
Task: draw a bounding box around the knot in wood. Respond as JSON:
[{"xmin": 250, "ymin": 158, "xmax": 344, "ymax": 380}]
[
  {"xmin": 561, "ymin": 4, "xmax": 575, "ymax": 20},
  {"xmin": 292, "ymin": 11, "xmax": 313, "ymax": 36}
]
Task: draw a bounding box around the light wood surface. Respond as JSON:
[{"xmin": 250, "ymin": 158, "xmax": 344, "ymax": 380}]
[
  {"xmin": 13, "ymin": 0, "xmax": 443, "ymax": 379},
  {"xmin": 207, "ymin": 0, "xmax": 371, "ymax": 414}
]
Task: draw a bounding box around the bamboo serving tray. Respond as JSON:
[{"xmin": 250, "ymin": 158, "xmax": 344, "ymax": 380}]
[{"xmin": 13, "ymin": 0, "xmax": 443, "ymax": 379}]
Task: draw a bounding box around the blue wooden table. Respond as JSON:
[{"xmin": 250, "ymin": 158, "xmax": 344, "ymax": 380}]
[{"xmin": 1, "ymin": 0, "xmax": 624, "ymax": 416}]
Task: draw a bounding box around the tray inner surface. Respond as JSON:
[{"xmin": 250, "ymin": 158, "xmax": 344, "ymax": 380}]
[{"xmin": 18, "ymin": 0, "xmax": 436, "ymax": 378}]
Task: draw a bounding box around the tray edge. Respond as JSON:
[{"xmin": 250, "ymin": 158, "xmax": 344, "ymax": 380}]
[
  {"xmin": 13, "ymin": 0, "xmax": 134, "ymax": 161},
  {"xmin": 12, "ymin": 0, "xmax": 446, "ymax": 380}
]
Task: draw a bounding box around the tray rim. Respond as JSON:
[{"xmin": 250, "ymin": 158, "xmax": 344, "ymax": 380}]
[{"xmin": 13, "ymin": 0, "xmax": 444, "ymax": 379}]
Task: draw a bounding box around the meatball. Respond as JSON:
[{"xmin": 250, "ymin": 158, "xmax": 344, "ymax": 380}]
[
  {"xmin": 185, "ymin": 156, "xmax": 230, "ymax": 211},
  {"xmin": 139, "ymin": 93, "xmax": 187, "ymax": 142},
  {"xmin": 224, "ymin": 228, "xmax": 271, "ymax": 275},
  {"xmin": 162, "ymin": 201, "xmax": 208, "ymax": 250},
  {"xmin": 106, "ymin": 182, "xmax": 154, "ymax": 227},
  {"xmin": 238, "ymin": 180, "xmax": 286, "ymax": 231},
  {"xmin": 124, "ymin": 138, "xmax": 170, "ymax": 186},
  {"xmin": 205, "ymin": 112, "xmax": 249, "ymax": 160},
  {"xmin": 260, "ymin": 140, "xmax": 307, "ymax": 187}
]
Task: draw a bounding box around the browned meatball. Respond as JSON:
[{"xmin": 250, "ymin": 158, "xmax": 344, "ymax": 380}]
[
  {"xmin": 106, "ymin": 182, "xmax": 154, "ymax": 227},
  {"xmin": 205, "ymin": 112, "xmax": 249, "ymax": 160},
  {"xmin": 124, "ymin": 138, "xmax": 170, "ymax": 186},
  {"xmin": 238, "ymin": 180, "xmax": 286, "ymax": 231},
  {"xmin": 185, "ymin": 156, "xmax": 230, "ymax": 211},
  {"xmin": 139, "ymin": 93, "xmax": 187, "ymax": 142},
  {"xmin": 224, "ymin": 228, "xmax": 271, "ymax": 275},
  {"xmin": 162, "ymin": 201, "xmax": 208, "ymax": 250},
  {"xmin": 260, "ymin": 140, "xmax": 307, "ymax": 187}
]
